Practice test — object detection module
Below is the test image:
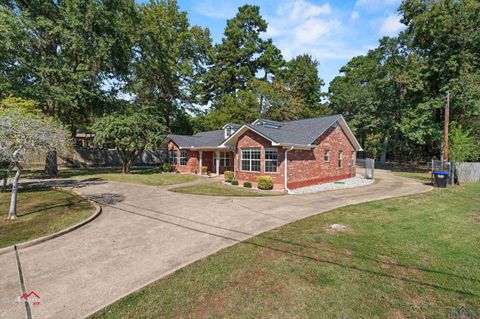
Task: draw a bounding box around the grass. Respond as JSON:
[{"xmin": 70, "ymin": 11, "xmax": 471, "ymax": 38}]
[
  {"xmin": 24, "ymin": 168, "xmax": 201, "ymax": 186},
  {"xmin": 90, "ymin": 183, "xmax": 480, "ymax": 318},
  {"xmin": 0, "ymin": 187, "xmax": 95, "ymax": 248},
  {"xmin": 170, "ymin": 181, "xmax": 284, "ymax": 197}
]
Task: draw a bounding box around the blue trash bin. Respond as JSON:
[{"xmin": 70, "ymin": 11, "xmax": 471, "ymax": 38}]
[{"xmin": 432, "ymin": 171, "xmax": 448, "ymax": 188}]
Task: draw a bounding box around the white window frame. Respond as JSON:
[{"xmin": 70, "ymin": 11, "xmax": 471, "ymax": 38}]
[
  {"xmin": 169, "ymin": 150, "xmax": 177, "ymax": 165},
  {"xmin": 338, "ymin": 150, "xmax": 343, "ymax": 168},
  {"xmin": 324, "ymin": 148, "xmax": 330, "ymax": 162},
  {"xmin": 264, "ymin": 148, "xmax": 278, "ymax": 173},
  {"xmin": 220, "ymin": 151, "xmax": 230, "ymax": 167},
  {"xmin": 241, "ymin": 148, "xmax": 261, "ymax": 172},
  {"xmin": 179, "ymin": 150, "xmax": 188, "ymax": 166}
]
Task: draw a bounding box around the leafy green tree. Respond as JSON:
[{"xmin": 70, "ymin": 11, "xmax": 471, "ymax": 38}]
[
  {"xmin": 0, "ymin": 99, "xmax": 69, "ymax": 219},
  {"xmin": 92, "ymin": 111, "xmax": 167, "ymax": 173},
  {"xmin": 132, "ymin": 0, "xmax": 212, "ymax": 130},
  {"xmin": 0, "ymin": 0, "xmax": 136, "ymax": 174},
  {"xmin": 449, "ymin": 122, "xmax": 479, "ymax": 162}
]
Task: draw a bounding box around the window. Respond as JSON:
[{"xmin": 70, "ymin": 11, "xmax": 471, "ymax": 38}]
[
  {"xmin": 179, "ymin": 150, "xmax": 188, "ymax": 165},
  {"xmin": 264, "ymin": 148, "xmax": 278, "ymax": 173},
  {"xmin": 241, "ymin": 148, "xmax": 260, "ymax": 172},
  {"xmin": 220, "ymin": 152, "xmax": 230, "ymax": 167},
  {"xmin": 324, "ymin": 148, "xmax": 330, "ymax": 162},
  {"xmin": 169, "ymin": 150, "xmax": 177, "ymax": 165},
  {"xmin": 338, "ymin": 150, "xmax": 343, "ymax": 168},
  {"xmin": 214, "ymin": 152, "xmax": 230, "ymax": 167}
]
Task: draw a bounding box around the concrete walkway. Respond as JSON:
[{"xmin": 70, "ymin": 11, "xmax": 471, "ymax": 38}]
[{"xmin": 0, "ymin": 170, "xmax": 431, "ymax": 319}]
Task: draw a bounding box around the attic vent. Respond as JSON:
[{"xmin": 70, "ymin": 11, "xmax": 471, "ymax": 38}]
[{"xmin": 254, "ymin": 120, "xmax": 282, "ymax": 129}]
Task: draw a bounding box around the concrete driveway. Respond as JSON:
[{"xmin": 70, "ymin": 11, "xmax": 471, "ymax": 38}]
[{"xmin": 0, "ymin": 170, "xmax": 430, "ymax": 319}]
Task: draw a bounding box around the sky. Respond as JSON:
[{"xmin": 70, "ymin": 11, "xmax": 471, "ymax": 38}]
[{"xmin": 147, "ymin": 0, "xmax": 406, "ymax": 90}]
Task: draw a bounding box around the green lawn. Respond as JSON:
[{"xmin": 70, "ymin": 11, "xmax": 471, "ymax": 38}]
[
  {"xmin": 170, "ymin": 181, "xmax": 285, "ymax": 196},
  {"xmin": 25, "ymin": 168, "xmax": 201, "ymax": 186},
  {"xmin": 0, "ymin": 188, "xmax": 95, "ymax": 248},
  {"xmin": 91, "ymin": 183, "xmax": 480, "ymax": 318}
]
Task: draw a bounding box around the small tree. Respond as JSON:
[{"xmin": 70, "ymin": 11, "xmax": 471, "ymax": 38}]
[
  {"xmin": 0, "ymin": 107, "xmax": 68, "ymax": 220},
  {"xmin": 449, "ymin": 122, "xmax": 479, "ymax": 162},
  {"xmin": 92, "ymin": 112, "xmax": 166, "ymax": 173}
]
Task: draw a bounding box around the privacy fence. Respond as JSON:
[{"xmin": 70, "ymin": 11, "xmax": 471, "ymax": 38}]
[
  {"xmin": 23, "ymin": 147, "xmax": 164, "ymax": 168},
  {"xmin": 455, "ymin": 162, "xmax": 480, "ymax": 183}
]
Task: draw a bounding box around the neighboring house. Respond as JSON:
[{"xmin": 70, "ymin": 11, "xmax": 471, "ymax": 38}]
[
  {"xmin": 164, "ymin": 115, "xmax": 362, "ymax": 191},
  {"xmin": 74, "ymin": 133, "xmax": 95, "ymax": 148}
]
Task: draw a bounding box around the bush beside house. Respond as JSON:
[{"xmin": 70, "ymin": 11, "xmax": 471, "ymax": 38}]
[
  {"xmin": 243, "ymin": 181, "xmax": 252, "ymax": 188},
  {"xmin": 257, "ymin": 176, "xmax": 273, "ymax": 190},
  {"xmin": 162, "ymin": 163, "xmax": 172, "ymax": 172},
  {"xmin": 224, "ymin": 170, "xmax": 234, "ymax": 181}
]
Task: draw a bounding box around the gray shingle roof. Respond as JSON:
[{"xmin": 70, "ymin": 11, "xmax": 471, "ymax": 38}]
[
  {"xmin": 167, "ymin": 114, "xmax": 356, "ymax": 149},
  {"xmin": 169, "ymin": 129, "xmax": 225, "ymax": 148},
  {"xmin": 248, "ymin": 115, "xmax": 341, "ymax": 145}
]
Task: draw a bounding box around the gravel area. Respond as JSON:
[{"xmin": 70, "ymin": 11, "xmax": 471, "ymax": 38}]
[{"xmin": 290, "ymin": 175, "xmax": 374, "ymax": 194}]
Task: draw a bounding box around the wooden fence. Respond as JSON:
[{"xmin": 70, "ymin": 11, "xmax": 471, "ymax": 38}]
[
  {"xmin": 456, "ymin": 162, "xmax": 480, "ymax": 183},
  {"xmin": 23, "ymin": 147, "xmax": 164, "ymax": 168}
]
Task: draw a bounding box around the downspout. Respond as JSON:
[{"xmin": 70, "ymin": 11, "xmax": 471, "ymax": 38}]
[{"xmin": 284, "ymin": 147, "xmax": 294, "ymax": 194}]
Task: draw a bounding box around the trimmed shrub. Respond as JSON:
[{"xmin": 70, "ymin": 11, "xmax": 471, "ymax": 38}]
[
  {"xmin": 207, "ymin": 171, "xmax": 211, "ymax": 176},
  {"xmin": 243, "ymin": 181, "xmax": 252, "ymax": 188},
  {"xmin": 231, "ymin": 180, "xmax": 239, "ymax": 186},
  {"xmin": 201, "ymin": 166, "xmax": 207, "ymax": 174},
  {"xmin": 224, "ymin": 170, "xmax": 234, "ymax": 181},
  {"xmin": 162, "ymin": 163, "xmax": 172, "ymax": 172},
  {"xmin": 257, "ymin": 176, "xmax": 273, "ymax": 190}
]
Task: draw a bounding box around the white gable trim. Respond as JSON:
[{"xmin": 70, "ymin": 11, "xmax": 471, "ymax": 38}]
[{"xmin": 220, "ymin": 125, "xmax": 278, "ymax": 147}]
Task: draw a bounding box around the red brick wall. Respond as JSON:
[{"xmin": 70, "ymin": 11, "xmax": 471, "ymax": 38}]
[
  {"xmin": 167, "ymin": 141, "xmax": 234, "ymax": 174},
  {"xmin": 167, "ymin": 141, "xmax": 199, "ymax": 173},
  {"xmin": 235, "ymin": 130, "xmax": 285, "ymax": 188},
  {"xmin": 287, "ymin": 126, "xmax": 356, "ymax": 189}
]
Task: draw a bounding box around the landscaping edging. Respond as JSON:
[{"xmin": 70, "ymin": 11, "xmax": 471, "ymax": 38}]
[{"xmin": 0, "ymin": 190, "xmax": 102, "ymax": 256}]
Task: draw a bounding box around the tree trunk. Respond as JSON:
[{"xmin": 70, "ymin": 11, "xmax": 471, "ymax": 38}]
[
  {"xmin": 122, "ymin": 160, "xmax": 130, "ymax": 174},
  {"xmin": 45, "ymin": 150, "xmax": 58, "ymax": 177},
  {"xmin": 0, "ymin": 167, "xmax": 9, "ymax": 193},
  {"xmin": 380, "ymin": 130, "xmax": 389, "ymax": 168},
  {"xmin": 8, "ymin": 164, "xmax": 21, "ymax": 220}
]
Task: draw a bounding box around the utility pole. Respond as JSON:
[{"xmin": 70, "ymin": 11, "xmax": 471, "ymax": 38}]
[{"xmin": 443, "ymin": 91, "xmax": 450, "ymax": 162}]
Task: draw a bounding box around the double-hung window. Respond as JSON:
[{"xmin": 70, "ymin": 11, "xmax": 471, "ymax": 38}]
[
  {"xmin": 220, "ymin": 152, "xmax": 230, "ymax": 167},
  {"xmin": 241, "ymin": 148, "xmax": 260, "ymax": 172},
  {"xmin": 264, "ymin": 148, "xmax": 278, "ymax": 173},
  {"xmin": 324, "ymin": 148, "xmax": 330, "ymax": 162},
  {"xmin": 169, "ymin": 150, "xmax": 177, "ymax": 165},
  {"xmin": 338, "ymin": 150, "xmax": 343, "ymax": 168},
  {"xmin": 179, "ymin": 150, "xmax": 188, "ymax": 165},
  {"xmin": 214, "ymin": 152, "xmax": 231, "ymax": 167}
]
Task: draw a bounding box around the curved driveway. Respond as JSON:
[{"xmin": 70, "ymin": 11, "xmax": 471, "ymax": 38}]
[{"xmin": 0, "ymin": 170, "xmax": 431, "ymax": 319}]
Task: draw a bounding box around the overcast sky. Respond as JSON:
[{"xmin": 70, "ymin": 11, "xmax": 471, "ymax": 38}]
[{"xmin": 148, "ymin": 0, "xmax": 406, "ymax": 90}]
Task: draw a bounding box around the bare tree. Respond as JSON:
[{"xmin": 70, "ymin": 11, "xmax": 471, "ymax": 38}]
[{"xmin": 0, "ymin": 108, "xmax": 68, "ymax": 219}]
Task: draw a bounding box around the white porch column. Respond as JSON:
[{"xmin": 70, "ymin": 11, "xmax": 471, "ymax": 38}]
[
  {"xmin": 199, "ymin": 151, "xmax": 203, "ymax": 175},
  {"xmin": 215, "ymin": 150, "xmax": 220, "ymax": 175},
  {"xmin": 233, "ymin": 150, "xmax": 237, "ymax": 178}
]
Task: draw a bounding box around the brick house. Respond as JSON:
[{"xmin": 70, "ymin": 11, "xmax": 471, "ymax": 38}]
[{"xmin": 164, "ymin": 115, "xmax": 362, "ymax": 191}]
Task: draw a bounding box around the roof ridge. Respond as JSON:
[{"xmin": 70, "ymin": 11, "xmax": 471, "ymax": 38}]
[{"xmin": 278, "ymin": 114, "xmax": 341, "ymax": 125}]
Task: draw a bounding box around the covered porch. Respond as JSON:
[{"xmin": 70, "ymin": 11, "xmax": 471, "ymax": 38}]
[{"xmin": 196, "ymin": 148, "xmax": 234, "ymax": 176}]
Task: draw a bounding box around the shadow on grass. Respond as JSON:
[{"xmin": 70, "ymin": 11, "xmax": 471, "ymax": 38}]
[
  {"xmin": 23, "ymin": 167, "xmax": 161, "ymax": 179},
  {"xmin": 88, "ymin": 198, "xmax": 479, "ymax": 298}
]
